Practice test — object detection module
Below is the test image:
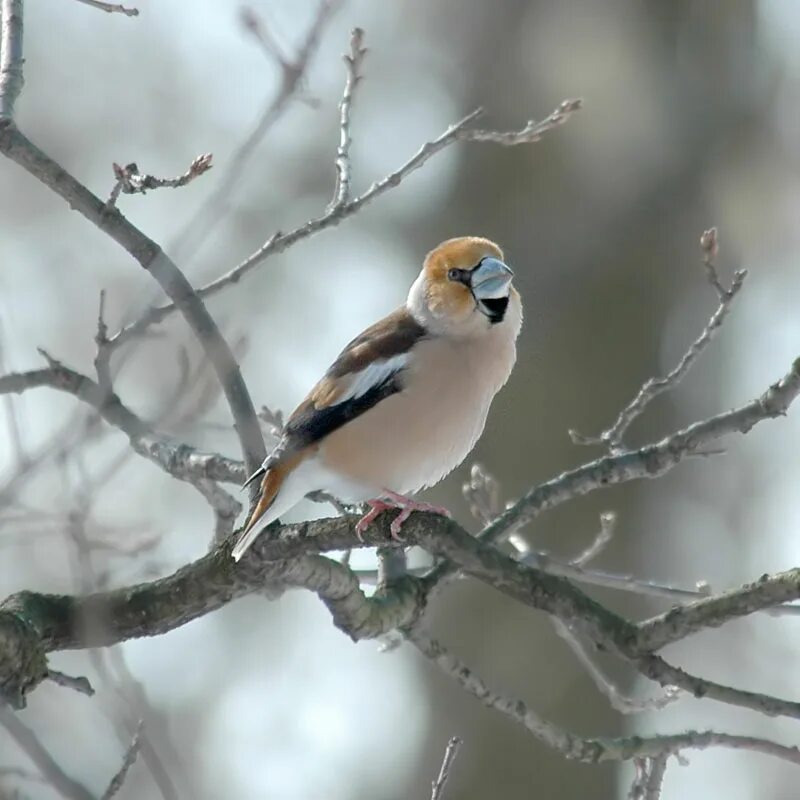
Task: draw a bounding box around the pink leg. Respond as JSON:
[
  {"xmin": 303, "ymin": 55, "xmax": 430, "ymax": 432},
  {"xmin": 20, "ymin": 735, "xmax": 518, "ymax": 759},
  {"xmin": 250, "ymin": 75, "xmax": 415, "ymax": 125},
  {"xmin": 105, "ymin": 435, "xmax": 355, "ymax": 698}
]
[
  {"xmin": 355, "ymin": 489, "xmax": 451, "ymax": 541},
  {"xmin": 355, "ymin": 498, "xmax": 396, "ymax": 540}
]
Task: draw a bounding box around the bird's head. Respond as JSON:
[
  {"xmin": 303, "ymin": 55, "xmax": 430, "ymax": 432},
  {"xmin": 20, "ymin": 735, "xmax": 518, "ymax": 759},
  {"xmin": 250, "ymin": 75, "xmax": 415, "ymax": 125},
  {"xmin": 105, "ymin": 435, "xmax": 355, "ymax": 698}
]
[{"xmin": 407, "ymin": 237, "xmax": 520, "ymax": 336}]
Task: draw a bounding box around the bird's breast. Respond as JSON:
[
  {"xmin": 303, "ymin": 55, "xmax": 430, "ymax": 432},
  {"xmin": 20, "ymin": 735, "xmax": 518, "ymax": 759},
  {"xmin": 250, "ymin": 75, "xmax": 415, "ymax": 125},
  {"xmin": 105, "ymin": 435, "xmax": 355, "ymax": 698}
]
[{"xmin": 319, "ymin": 322, "xmax": 518, "ymax": 494}]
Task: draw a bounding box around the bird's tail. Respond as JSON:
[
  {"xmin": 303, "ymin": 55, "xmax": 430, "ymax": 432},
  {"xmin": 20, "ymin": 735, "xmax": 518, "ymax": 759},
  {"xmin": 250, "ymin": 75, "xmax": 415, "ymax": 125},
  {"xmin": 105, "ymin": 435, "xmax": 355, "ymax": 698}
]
[{"xmin": 232, "ymin": 466, "xmax": 285, "ymax": 561}]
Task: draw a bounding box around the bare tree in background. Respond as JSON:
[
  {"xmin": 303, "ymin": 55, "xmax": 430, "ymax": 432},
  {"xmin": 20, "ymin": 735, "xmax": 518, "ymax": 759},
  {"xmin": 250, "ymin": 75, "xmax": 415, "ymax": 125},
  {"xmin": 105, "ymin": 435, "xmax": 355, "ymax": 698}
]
[{"xmin": 1, "ymin": 2, "xmax": 800, "ymax": 798}]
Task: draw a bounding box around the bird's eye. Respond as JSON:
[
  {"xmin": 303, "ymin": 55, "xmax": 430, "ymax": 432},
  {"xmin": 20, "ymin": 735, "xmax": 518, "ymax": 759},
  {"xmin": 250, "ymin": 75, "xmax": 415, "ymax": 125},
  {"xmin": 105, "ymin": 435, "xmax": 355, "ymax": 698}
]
[{"xmin": 447, "ymin": 268, "xmax": 461, "ymax": 281}]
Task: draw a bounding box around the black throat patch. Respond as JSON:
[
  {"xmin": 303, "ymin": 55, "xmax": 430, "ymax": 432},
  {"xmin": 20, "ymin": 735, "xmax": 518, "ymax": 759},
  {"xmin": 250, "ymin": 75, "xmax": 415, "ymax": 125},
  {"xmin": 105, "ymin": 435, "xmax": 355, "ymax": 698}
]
[{"xmin": 477, "ymin": 295, "xmax": 509, "ymax": 324}]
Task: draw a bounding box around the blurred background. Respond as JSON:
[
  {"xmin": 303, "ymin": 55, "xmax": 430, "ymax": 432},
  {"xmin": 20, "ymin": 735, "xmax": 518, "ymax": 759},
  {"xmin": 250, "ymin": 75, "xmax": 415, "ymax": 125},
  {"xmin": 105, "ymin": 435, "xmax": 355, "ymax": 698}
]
[{"xmin": 2, "ymin": 0, "xmax": 800, "ymax": 797}]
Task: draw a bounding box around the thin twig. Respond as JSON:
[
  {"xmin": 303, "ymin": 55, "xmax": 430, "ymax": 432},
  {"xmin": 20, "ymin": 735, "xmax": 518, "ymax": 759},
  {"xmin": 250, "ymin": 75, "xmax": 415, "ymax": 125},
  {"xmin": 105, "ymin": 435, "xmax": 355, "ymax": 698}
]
[
  {"xmin": 100, "ymin": 721, "xmax": 143, "ymax": 800},
  {"xmin": 0, "ymin": 708, "xmax": 95, "ymax": 800},
  {"xmin": 552, "ymin": 620, "xmax": 681, "ymax": 714},
  {"xmin": 74, "ymin": 0, "xmax": 138, "ymax": 15},
  {"xmin": 46, "ymin": 668, "xmax": 94, "ymax": 697},
  {"xmin": 0, "ymin": 123, "xmax": 267, "ymax": 480},
  {"xmin": 170, "ymin": 0, "xmax": 342, "ymax": 262},
  {"xmin": 462, "ymin": 463, "xmax": 503, "ymax": 525},
  {"xmin": 64, "ymin": 498, "xmax": 181, "ymax": 800},
  {"xmin": 329, "ymin": 27, "xmax": 366, "ymax": 211},
  {"xmin": 0, "ymin": 355, "xmax": 245, "ymax": 485},
  {"xmin": 105, "ymin": 153, "xmax": 212, "ymax": 209},
  {"xmin": 700, "ymin": 226, "xmax": 725, "ymax": 297},
  {"xmin": 571, "ymin": 511, "xmax": 617, "ymax": 566},
  {"xmin": 239, "ymin": 7, "xmax": 291, "ymax": 65},
  {"xmin": 476, "ymin": 355, "xmax": 800, "ymax": 550},
  {"xmin": 629, "ymin": 755, "xmax": 669, "ymax": 800},
  {"xmin": 430, "ymin": 736, "xmax": 463, "ymax": 800},
  {"xmin": 94, "ymin": 289, "xmax": 113, "ymax": 393},
  {"xmin": 109, "ymin": 99, "xmax": 582, "ymax": 350},
  {"xmin": 408, "ymin": 631, "xmax": 800, "ymax": 766},
  {"xmin": 465, "ymin": 99, "xmax": 582, "ymax": 144},
  {"xmin": 571, "ymin": 228, "xmax": 746, "ymax": 450}
]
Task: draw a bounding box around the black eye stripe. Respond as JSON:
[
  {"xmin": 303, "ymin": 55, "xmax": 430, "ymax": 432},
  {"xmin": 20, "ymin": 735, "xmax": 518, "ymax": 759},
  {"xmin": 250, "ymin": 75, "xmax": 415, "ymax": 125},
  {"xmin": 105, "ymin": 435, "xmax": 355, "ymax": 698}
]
[{"xmin": 447, "ymin": 267, "xmax": 470, "ymax": 284}]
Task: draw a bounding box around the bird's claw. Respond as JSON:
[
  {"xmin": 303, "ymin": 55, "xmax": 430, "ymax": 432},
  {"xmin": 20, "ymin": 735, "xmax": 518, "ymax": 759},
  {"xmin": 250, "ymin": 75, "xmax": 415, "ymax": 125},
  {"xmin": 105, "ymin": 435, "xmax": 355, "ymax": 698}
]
[{"xmin": 355, "ymin": 491, "xmax": 452, "ymax": 541}]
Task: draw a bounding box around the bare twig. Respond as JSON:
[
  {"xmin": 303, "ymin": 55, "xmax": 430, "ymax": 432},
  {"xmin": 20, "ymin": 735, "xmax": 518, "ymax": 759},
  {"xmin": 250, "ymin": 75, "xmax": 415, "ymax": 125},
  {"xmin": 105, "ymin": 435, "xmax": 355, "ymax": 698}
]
[
  {"xmin": 0, "ymin": 123, "xmax": 267, "ymax": 480},
  {"xmin": 0, "ymin": 708, "xmax": 94, "ymax": 800},
  {"xmin": 552, "ymin": 620, "xmax": 681, "ymax": 714},
  {"xmin": 0, "ymin": 0, "xmax": 24, "ymax": 120},
  {"xmin": 430, "ymin": 736, "xmax": 463, "ymax": 800},
  {"xmin": 0, "ymin": 320, "xmax": 27, "ymax": 470},
  {"xmin": 110, "ymin": 98, "xmax": 582, "ymax": 349},
  {"xmin": 629, "ymin": 755, "xmax": 669, "ymax": 800},
  {"xmin": 329, "ymin": 27, "xmax": 366, "ymax": 211},
  {"xmin": 100, "ymin": 721, "xmax": 143, "ymax": 800},
  {"xmin": 257, "ymin": 403, "xmax": 285, "ymax": 442},
  {"xmin": 170, "ymin": 0, "xmax": 342, "ymax": 262},
  {"xmin": 408, "ymin": 631, "xmax": 800, "ymax": 766},
  {"xmin": 94, "ymin": 289, "xmax": 113, "ymax": 393},
  {"xmin": 571, "ymin": 228, "xmax": 746, "ymax": 450},
  {"xmin": 462, "ymin": 463, "xmax": 503, "ymax": 525},
  {"xmin": 239, "ymin": 7, "xmax": 291, "ymax": 65},
  {"xmin": 45, "ymin": 668, "xmax": 94, "ymax": 697},
  {"xmin": 74, "ymin": 0, "xmax": 138, "ymax": 16},
  {"xmin": 0, "ymin": 355, "xmax": 245, "ymax": 485},
  {"xmin": 571, "ymin": 511, "xmax": 617, "ymax": 567},
  {"xmin": 78, "ymin": 0, "xmax": 139, "ymax": 17},
  {"xmin": 700, "ymin": 226, "xmax": 725, "ymax": 297},
  {"xmin": 105, "ymin": 153, "xmax": 212, "ymax": 209},
  {"xmin": 64, "ymin": 499, "xmax": 181, "ymax": 800},
  {"xmin": 478, "ymin": 356, "xmax": 800, "ymax": 550},
  {"xmin": 465, "ymin": 98, "xmax": 582, "ymax": 144}
]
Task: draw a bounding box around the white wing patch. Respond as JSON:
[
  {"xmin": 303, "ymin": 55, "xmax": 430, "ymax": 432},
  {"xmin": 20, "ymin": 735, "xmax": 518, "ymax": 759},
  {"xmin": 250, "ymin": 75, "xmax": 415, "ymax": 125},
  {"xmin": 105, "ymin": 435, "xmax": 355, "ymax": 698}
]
[{"xmin": 337, "ymin": 354, "xmax": 408, "ymax": 404}]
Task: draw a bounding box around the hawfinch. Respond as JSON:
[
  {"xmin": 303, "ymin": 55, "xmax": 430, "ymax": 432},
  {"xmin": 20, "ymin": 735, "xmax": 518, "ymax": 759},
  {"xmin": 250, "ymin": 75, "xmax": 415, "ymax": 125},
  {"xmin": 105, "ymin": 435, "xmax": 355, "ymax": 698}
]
[{"xmin": 232, "ymin": 236, "xmax": 522, "ymax": 561}]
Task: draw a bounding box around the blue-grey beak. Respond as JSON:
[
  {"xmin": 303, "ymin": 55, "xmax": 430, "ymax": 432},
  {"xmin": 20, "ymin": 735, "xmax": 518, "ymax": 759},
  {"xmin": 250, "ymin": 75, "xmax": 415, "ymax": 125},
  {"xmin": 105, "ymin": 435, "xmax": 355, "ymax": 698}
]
[{"xmin": 471, "ymin": 257, "xmax": 513, "ymax": 300}]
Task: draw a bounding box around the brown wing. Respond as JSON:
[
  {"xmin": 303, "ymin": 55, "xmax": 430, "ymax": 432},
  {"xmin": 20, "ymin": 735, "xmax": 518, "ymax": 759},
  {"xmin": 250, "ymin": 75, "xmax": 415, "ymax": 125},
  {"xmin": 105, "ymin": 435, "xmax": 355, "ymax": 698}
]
[{"xmin": 278, "ymin": 307, "xmax": 427, "ymax": 457}]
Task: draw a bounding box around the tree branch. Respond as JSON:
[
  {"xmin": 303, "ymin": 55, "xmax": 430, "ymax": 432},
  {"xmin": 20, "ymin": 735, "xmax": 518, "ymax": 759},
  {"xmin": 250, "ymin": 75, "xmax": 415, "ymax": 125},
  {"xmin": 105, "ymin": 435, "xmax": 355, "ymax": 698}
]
[
  {"xmin": 329, "ymin": 27, "xmax": 366, "ymax": 211},
  {"xmin": 572, "ymin": 226, "xmax": 746, "ymax": 451},
  {"xmin": 109, "ymin": 98, "xmax": 582, "ymax": 350},
  {"xmin": 0, "ymin": 707, "xmax": 95, "ymax": 800},
  {"xmin": 430, "ymin": 736, "xmax": 462, "ymax": 800},
  {"xmin": 0, "ymin": 123, "xmax": 266, "ymax": 480},
  {"xmin": 74, "ymin": 0, "xmax": 138, "ymax": 16},
  {"xmin": 0, "ymin": 0, "xmax": 23, "ymax": 121},
  {"xmin": 408, "ymin": 631, "xmax": 800, "ymax": 766},
  {"xmin": 106, "ymin": 153, "xmax": 212, "ymax": 209},
  {"xmin": 479, "ymin": 355, "xmax": 800, "ymax": 549},
  {"xmin": 100, "ymin": 721, "xmax": 143, "ymax": 800},
  {"xmin": 0, "ymin": 356, "xmax": 245, "ymax": 485}
]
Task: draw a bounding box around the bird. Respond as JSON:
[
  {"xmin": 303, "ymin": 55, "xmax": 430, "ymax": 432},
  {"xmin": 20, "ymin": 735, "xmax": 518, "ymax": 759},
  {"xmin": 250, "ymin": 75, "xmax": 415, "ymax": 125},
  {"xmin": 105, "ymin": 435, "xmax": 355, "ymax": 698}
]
[{"xmin": 231, "ymin": 236, "xmax": 522, "ymax": 561}]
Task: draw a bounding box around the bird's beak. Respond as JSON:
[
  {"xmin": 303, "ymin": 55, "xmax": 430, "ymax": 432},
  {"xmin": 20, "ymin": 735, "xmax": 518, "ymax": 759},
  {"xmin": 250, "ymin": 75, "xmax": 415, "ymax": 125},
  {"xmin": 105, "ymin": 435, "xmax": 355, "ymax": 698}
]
[{"xmin": 471, "ymin": 257, "xmax": 513, "ymax": 300}]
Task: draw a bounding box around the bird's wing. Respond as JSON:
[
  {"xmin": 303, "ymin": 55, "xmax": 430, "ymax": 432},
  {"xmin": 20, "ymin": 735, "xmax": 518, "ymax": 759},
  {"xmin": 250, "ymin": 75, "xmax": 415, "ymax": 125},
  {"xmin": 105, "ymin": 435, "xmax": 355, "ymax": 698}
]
[
  {"xmin": 281, "ymin": 306, "xmax": 427, "ymax": 454},
  {"xmin": 242, "ymin": 306, "xmax": 427, "ymax": 490}
]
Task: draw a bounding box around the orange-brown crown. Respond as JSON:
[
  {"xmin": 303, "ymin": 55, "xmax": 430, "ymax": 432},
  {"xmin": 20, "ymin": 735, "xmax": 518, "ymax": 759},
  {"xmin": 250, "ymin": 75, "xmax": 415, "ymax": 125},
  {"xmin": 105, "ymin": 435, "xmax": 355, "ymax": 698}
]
[{"xmin": 422, "ymin": 237, "xmax": 505, "ymax": 321}]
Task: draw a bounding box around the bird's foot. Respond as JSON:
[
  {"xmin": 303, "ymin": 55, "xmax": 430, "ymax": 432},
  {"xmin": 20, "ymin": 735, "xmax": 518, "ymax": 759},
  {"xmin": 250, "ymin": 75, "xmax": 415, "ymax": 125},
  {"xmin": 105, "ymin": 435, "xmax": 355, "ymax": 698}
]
[{"xmin": 355, "ymin": 490, "xmax": 451, "ymax": 541}]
